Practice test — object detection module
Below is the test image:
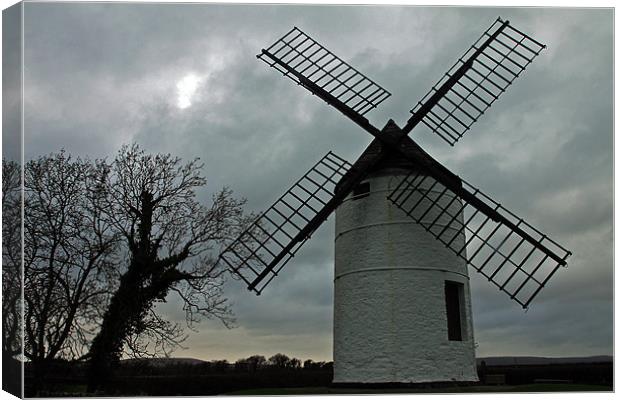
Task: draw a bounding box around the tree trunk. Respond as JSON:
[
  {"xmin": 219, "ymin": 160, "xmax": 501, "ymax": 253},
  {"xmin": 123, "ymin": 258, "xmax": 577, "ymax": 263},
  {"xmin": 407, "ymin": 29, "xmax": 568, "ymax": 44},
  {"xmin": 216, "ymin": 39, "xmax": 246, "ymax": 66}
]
[
  {"xmin": 86, "ymin": 190, "xmax": 194, "ymax": 393},
  {"xmin": 87, "ymin": 191, "xmax": 154, "ymax": 393},
  {"xmin": 86, "ymin": 268, "xmax": 143, "ymax": 393}
]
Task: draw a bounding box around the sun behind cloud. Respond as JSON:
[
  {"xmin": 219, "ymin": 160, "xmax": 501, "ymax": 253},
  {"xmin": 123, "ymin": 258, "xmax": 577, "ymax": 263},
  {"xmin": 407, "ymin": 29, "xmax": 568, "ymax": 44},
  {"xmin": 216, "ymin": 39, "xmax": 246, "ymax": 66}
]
[{"xmin": 176, "ymin": 74, "xmax": 202, "ymax": 109}]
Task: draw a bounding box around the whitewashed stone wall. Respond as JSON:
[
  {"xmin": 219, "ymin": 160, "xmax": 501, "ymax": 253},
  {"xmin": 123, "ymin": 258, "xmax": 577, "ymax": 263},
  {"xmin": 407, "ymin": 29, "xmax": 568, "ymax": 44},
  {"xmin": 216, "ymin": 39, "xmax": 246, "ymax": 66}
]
[{"xmin": 333, "ymin": 168, "xmax": 478, "ymax": 383}]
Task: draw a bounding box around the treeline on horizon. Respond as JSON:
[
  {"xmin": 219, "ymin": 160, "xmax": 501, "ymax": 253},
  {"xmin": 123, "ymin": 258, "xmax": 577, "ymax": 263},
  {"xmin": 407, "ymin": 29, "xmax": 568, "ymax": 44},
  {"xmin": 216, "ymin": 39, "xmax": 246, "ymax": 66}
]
[
  {"xmin": 185, "ymin": 353, "xmax": 333, "ymax": 372},
  {"xmin": 29, "ymin": 353, "xmax": 333, "ymax": 376}
]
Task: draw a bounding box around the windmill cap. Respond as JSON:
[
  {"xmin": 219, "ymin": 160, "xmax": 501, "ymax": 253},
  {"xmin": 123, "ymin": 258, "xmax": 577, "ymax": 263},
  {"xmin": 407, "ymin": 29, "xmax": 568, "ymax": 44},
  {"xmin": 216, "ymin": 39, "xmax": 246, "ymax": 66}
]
[
  {"xmin": 366, "ymin": 148, "xmax": 417, "ymax": 175},
  {"xmin": 383, "ymin": 119, "xmax": 400, "ymax": 130},
  {"xmin": 369, "ymin": 119, "xmax": 417, "ymax": 173}
]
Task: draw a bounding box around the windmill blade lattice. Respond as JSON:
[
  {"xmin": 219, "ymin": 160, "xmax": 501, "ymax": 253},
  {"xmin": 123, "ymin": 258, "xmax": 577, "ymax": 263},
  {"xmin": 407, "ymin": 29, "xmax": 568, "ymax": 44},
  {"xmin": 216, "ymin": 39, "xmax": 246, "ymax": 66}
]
[
  {"xmin": 258, "ymin": 27, "xmax": 392, "ymax": 117},
  {"xmin": 388, "ymin": 171, "xmax": 571, "ymax": 308},
  {"xmin": 217, "ymin": 151, "xmax": 352, "ymax": 294},
  {"xmin": 409, "ymin": 18, "xmax": 546, "ymax": 145}
]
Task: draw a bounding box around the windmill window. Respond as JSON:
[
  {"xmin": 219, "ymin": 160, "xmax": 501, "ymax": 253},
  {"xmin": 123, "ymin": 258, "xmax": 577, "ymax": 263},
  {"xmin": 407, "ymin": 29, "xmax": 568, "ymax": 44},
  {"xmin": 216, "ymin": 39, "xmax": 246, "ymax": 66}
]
[
  {"xmin": 352, "ymin": 182, "xmax": 370, "ymax": 200},
  {"xmin": 445, "ymin": 280, "xmax": 465, "ymax": 341}
]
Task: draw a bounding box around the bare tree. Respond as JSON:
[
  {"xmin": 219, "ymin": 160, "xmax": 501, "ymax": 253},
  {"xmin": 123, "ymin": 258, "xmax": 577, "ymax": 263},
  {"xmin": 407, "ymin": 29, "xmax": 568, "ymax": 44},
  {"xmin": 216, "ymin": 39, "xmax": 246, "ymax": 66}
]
[
  {"xmin": 87, "ymin": 144, "xmax": 254, "ymax": 391},
  {"xmin": 21, "ymin": 152, "xmax": 119, "ymax": 391},
  {"xmin": 2, "ymin": 158, "xmax": 23, "ymax": 396},
  {"xmin": 2, "ymin": 158, "xmax": 21, "ymax": 359},
  {"xmin": 123, "ymin": 309, "xmax": 189, "ymax": 359}
]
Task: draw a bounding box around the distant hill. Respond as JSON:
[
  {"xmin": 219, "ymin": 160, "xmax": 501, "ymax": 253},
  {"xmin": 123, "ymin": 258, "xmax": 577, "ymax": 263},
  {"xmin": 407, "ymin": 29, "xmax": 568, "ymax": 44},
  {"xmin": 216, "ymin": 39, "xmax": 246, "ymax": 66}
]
[{"xmin": 477, "ymin": 355, "xmax": 612, "ymax": 366}]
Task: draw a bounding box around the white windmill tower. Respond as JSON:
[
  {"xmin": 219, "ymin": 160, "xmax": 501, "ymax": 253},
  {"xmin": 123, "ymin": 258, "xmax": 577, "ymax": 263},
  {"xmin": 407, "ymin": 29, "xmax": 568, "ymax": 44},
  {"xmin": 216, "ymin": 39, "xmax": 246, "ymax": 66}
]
[
  {"xmin": 332, "ymin": 140, "xmax": 477, "ymax": 383},
  {"xmin": 216, "ymin": 17, "xmax": 571, "ymax": 384}
]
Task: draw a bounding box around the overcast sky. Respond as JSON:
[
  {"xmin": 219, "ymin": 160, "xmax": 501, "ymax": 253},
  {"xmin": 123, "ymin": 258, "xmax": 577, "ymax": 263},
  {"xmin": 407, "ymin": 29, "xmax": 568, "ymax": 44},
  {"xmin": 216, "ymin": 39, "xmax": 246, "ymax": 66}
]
[{"xmin": 11, "ymin": 3, "xmax": 613, "ymax": 362}]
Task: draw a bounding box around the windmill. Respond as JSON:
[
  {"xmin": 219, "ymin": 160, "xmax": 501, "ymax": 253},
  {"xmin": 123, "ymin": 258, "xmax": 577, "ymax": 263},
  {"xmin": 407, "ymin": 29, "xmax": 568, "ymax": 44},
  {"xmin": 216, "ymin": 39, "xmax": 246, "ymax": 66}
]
[{"xmin": 216, "ymin": 17, "xmax": 572, "ymax": 384}]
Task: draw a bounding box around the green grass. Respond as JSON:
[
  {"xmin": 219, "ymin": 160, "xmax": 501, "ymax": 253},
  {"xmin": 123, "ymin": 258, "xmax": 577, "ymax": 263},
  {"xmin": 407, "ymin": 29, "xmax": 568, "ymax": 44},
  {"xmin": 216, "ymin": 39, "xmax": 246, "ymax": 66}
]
[{"xmin": 225, "ymin": 383, "xmax": 612, "ymax": 395}]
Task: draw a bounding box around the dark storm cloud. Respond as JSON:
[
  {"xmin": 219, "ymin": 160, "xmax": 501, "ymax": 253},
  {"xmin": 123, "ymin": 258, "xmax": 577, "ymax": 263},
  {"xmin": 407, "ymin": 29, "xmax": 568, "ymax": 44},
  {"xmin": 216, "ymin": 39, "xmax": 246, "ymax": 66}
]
[{"xmin": 21, "ymin": 3, "xmax": 612, "ymax": 360}]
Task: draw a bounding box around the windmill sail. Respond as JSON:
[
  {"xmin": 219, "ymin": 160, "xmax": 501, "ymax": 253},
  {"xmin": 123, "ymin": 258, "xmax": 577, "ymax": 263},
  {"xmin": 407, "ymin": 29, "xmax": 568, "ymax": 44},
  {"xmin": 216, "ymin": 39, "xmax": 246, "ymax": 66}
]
[
  {"xmin": 252, "ymin": 19, "xmax": 570, "ymax": 307},
  {"xmin": 405, "ymin": 17, "xmax": 546, "ymax": 145},
  {"xmin": 216, "ymin": 152, "xmax": 352, "ymax": 294},
  {"xmin": 258, "ymin": 27, "xmax": 390, "ymax": 135},
  {"xmin": 387, "ymin": 171, "xmax": 571, "ymax": 308}
]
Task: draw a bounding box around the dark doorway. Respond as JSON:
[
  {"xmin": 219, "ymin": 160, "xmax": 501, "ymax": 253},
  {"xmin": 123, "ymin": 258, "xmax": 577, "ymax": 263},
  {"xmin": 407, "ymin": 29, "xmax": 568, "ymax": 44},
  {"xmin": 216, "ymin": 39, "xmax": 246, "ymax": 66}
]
[{"xmin": 445, "ymin": 280, "xmax": 464, "ymax": 341}]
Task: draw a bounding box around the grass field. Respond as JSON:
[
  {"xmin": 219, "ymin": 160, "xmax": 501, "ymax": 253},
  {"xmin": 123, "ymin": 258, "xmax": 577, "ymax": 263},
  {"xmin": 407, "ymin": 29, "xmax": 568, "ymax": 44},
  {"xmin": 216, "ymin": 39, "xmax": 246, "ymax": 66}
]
[{"xmin": 225, "ymin": 383, "xmax": 612, "ymax": 395}]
